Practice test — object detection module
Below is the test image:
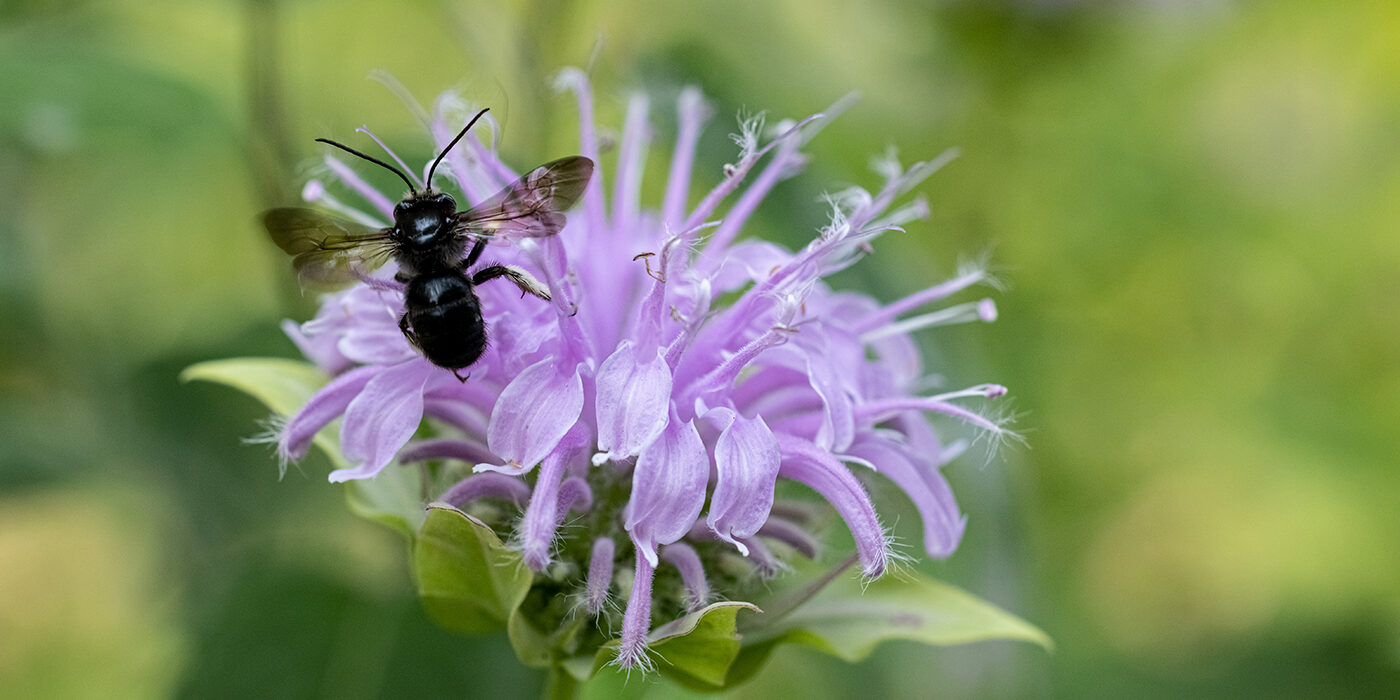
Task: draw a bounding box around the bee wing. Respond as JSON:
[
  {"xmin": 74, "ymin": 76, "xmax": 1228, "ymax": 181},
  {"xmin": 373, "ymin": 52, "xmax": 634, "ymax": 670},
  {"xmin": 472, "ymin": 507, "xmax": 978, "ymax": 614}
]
[
  {"xmin": 451, "ymin": 156, "xmax": 595, "ymax": 241},
  {"xmin": 262, "ymin": 207, "xmax": 395, "ymax": 291}
]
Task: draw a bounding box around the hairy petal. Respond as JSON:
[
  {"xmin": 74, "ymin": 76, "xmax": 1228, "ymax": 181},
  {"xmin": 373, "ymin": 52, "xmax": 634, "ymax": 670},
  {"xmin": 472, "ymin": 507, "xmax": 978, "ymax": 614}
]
[
  {"xmin": 586, "ymin": 537, "xmax": 616, "ymax": 616},
  {"xmin": 439, "ymin": 472, "xmax": 532, "ymax": 509},
  {"xmin": 519, "ymin": 424, "xmax": 591, "ymax": 571},
  {"xmin": 556, "ymin": 476, "xmax": 593, "ymax": 518},
  {"xmin": 777, "ymin": 434, "xmax": 889, "ymax": 578},
  {"xmin": 617, "ymin": 550, "xmax": 656, "ymax": 670},
  {"xmin": 661, "ymin": 543, "xmax": 710, "ymax": 613},
  {"xmin": 739, "ymin": 535, "xmax": 781, "ymax": 578},
  {"xmin": 848, "ymin": 434, "xmax": 966, "ymax": 558},
  {"xmin": 397, "ymin": 438, "xmax": 496, "ymax": 466},
  {"xmin": 757, "ymin": 516, "xmax": 822, "ymax": 559}
]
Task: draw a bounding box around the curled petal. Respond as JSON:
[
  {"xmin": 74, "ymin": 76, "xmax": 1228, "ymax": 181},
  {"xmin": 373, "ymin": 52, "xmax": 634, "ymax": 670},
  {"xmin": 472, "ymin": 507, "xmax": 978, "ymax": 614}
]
[
  {"xmin": 768, "ymin": 324, "xmax": 859, "ymax": 451},
  {"xmin": 625, "ymin": 410, "xmax": 709, "ymax": 568},
  {"xmin": 706, "ymin": 413, "xmax": 780, "ymax": 554},
  {"xmin": 660, "ymin": 543, "xmax": 710, "ymax": 612},
  {"xmin": 281, "ymin": 319, "xmax": 351, "ymax": 376},
  {"xmin": 332, "ymin": 359, "xmax": 434, "ymax": 482},
  {"xmin": 769, "ymin": 499, "xmax": 823, "ymax": 528},
  {"xmin": 397, "ymin": 438, "xmax": 496, "ymax": 466},
  {"xmin": 439, "ymin": 472, "xmax": 531, "ymax": 509},
  {"xmin": 739, "ymin": 536, "xmax": 781, "ymax": 579},
  {"xmin": 707, "ymin": 240, "xmax": 793, "ymax": 295},
  {"xmin": 776, "ymin": 434, "xmax": 889, "ymax": 578},
  {"xmin": 480, "ymin": 358, "xmax": 584, "ymax": 474},
  {"xmin": 277, "ymin": 364, "xmax": 379, "ymax": 462},
  {"xmin": 848, "ymin": 434, "xmax": 966, "ymax": 558},
  {"xmin": 594, "ymin": 341, "xmax": 673, "ymax": 463}
]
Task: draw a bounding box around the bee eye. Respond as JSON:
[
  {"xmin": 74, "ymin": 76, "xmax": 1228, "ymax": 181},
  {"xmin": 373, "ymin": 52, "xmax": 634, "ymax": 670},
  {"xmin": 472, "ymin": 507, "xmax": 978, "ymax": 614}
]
[{"xmin": 434, "ymin": 193, "xmax": 456, "ymax": 210}]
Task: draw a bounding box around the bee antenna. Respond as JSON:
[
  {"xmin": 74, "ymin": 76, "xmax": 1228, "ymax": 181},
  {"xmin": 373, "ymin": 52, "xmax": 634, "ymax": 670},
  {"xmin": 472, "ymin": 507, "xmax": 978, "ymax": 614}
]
[
  {"xmin": 315, "ymin": 137, "xmax": 418, "ymax": 195},
  {"xmin": 426, "ymin": 108, "xmax": 490, "ymax": 191}
]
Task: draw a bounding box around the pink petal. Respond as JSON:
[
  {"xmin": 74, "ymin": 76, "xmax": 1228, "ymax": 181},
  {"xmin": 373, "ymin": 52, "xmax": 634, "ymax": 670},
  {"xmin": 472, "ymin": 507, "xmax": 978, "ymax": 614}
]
[
  {"xmin": 519, "ymin": 424, "xmax": 591, "ymax": 571},
  {"xmin": 277, "ymin": 364, "xmax": 379, "ymax": 462},
  {"xmin": 586, "ymin": 537, "xmax": 615, "ymax": 615},
  {"xmin": 625, "ymin": 410, "xmax": 709, "ymax": 567},
  {"xmin": 338, "ymin": 324, "xmax": 415, "ymax": 365},
  {"xmin": 848, "ymin": 434, "xmax": 966, "ymax": 558},
  {"xmin": 332, "ymin": 360, "xmax": 434, "ymax": 482},
  {"xmin": 481, "ymin": 357, "xmax": 584, "ymax": 474},
  {"xmin": 617, "ymin": 549, "xmax": 655, "ymax": 669},
  {"xmin": 594, "ymin": 341, "xmax": 673, "ymax": 462},
  {"xmin": 706, "ymin": 413, "xmax": 780, "ymax": 553},
  {"xmin": 776, "ymin": 434, "xmax": 889, "ymax": 578}
]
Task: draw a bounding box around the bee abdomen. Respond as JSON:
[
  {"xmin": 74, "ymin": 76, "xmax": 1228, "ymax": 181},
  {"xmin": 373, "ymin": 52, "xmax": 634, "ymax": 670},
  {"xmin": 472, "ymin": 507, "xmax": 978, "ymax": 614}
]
[{"xmin": 404, "ymin": 273, "xmax": 487, "ymax": 370}]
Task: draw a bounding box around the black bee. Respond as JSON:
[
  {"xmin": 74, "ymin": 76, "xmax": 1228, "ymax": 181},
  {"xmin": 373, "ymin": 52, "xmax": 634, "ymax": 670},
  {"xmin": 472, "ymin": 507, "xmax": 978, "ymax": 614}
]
[{"xmin": 263, "ymin": 109, "xmax": 594, "ymax": 380}]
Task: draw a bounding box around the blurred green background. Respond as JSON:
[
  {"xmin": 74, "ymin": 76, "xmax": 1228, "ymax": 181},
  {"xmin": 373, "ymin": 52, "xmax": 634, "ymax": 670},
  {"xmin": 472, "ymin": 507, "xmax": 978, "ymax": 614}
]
[{"xmin": 2, "ymin": 0, "xmax": 1398, "ymax": 697}]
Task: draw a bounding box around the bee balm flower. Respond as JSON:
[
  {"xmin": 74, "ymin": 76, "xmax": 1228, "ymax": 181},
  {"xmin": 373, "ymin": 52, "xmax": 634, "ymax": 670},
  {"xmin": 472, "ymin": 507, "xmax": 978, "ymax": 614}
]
[{"xmin": 272, "ymin": 70, "xmax": 1012, "ymax": 669}]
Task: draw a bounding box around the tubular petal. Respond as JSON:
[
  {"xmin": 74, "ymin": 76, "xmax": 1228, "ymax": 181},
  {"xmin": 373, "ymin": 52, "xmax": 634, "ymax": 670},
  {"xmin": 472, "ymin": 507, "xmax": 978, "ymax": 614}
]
[
  {"xmin": 776, "ymin": 434, "xmax": 889, "ymax": 578},
  {"xmin": 586, "ymin": 537, "xmax": 616, "ymax": 616},
  {"xmin": 440, "ymin": 472, "xmax": 532, "ymax": 509},
  {"xmin": 660, "ymin": 543, "xmax": 710, "ymax": 612},
  {"xmin": 848, "ymin": 434, "xmax": 966, "ymax": 558},
  {"xmin": 617, "ymin": 550, "xmax": 656, "ymax": 670}
]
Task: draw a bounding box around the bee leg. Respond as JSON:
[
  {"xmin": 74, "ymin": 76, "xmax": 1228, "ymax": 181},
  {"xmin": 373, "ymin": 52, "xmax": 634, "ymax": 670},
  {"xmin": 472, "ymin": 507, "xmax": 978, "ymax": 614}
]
[
  {"xmin": 452, "ymin": 369, "xmax": 470, "ymax": 383},
  {"xmin": 462, "ymin": 237, "xmax": 488, "ymax": 270},
  {"xmin": 398, "ymin": 313, "xmax": 422, "ymax": 350},
  {"xmin": 472, "ymin": 264, "xmax": 552, "ymax": 301}
]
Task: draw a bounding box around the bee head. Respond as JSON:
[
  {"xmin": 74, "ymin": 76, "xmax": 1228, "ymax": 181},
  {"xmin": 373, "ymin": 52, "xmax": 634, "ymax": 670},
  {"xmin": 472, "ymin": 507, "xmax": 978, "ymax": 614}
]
[{"xmin": 393, "ymin": 191, "xmax": 457, "ymax": 248}]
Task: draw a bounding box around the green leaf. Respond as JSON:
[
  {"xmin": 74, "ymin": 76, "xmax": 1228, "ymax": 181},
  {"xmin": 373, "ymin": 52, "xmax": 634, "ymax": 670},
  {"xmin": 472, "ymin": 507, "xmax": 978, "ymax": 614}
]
[
  {"xmin": 180, "ymin": 358, "xmax": 344, "ymax": 465},
  {"xmin": 572, "ymin": 602, "xmax": 760, "ymax": 690},
  {"xmin": 345, "ymin": 464, "xmax": 428, "ymax": 537},
  {"xmin": 729, "ymin": 570, "xmax": 1051, "ymax": 687},
  {"xmin": 650, "ymin": 602, "xmax": 762, "ymax": 690},
  {"xmin": 413, "ymin": 504, "xmax": 533, "ymax": 636}
]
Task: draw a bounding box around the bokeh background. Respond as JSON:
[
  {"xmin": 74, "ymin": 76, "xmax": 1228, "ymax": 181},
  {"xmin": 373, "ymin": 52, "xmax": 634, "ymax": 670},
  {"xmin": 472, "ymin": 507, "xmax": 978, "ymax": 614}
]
[{"xmin": 2, "ymin": 0, "xmax": 1398, "ymax": 697}]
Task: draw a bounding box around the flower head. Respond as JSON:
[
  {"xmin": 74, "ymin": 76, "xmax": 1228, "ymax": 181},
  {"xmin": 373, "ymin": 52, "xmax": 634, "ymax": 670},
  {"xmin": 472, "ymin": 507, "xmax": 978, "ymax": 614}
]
[{"xmin": 273, "ymin": 70, "xmax": 1012, "ymax": 668}]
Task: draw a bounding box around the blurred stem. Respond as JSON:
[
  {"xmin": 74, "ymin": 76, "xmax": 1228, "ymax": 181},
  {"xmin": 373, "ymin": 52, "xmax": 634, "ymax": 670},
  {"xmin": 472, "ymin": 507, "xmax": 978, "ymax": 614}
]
[
  {"xmin": 245, "ymin": 0, "xmax": 294, "ymax": 206},
  {"xmin": 543, "ymin": 665, "xmax": 579, "ymax": 700}
]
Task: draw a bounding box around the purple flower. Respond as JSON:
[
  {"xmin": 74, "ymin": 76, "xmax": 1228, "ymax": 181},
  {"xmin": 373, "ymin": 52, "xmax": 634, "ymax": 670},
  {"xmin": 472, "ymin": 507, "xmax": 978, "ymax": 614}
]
[{"xmin": 273, "ymin": 70, "xmax": 1013, "ymax": 668}]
